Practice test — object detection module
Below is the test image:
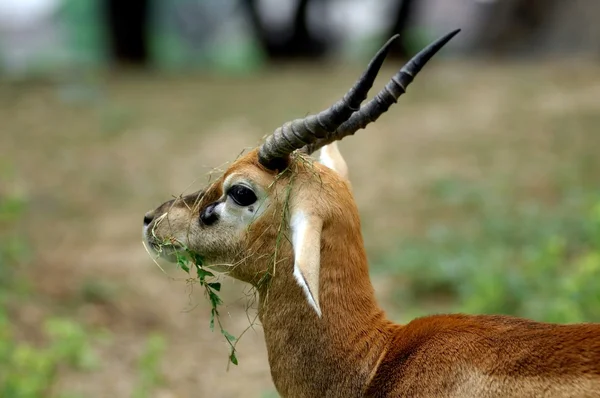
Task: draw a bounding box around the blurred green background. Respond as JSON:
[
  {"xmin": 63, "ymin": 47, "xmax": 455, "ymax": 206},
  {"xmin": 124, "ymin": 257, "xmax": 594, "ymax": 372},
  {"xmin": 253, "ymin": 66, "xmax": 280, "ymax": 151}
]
[{"xmin": 1, "ymin": 1, "xmax": 599, "ymax": 397}]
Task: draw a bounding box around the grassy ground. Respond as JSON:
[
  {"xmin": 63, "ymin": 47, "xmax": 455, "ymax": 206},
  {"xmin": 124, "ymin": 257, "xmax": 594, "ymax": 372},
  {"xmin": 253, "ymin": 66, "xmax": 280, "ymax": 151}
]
[{"xmin": 1, "ymin": 58, "xmax": 599, "ymax": 397}]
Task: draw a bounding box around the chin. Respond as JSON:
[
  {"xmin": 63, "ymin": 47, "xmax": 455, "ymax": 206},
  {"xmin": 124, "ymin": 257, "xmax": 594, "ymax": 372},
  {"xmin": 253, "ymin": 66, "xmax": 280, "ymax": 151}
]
[{"xmin": 142, "ymin": 226, "xmax": 184, "ymax": 263}]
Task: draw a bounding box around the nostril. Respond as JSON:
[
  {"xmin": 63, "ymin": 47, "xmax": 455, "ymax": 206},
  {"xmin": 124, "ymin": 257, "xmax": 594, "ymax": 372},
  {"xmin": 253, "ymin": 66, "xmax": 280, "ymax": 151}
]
[
  {"xmin": 200, "ymin": 203, "xmax": 219, "ymax": 226},
  {"xmin": 143, "ymin": 213, "xmax": 154, "ymax": 226}
]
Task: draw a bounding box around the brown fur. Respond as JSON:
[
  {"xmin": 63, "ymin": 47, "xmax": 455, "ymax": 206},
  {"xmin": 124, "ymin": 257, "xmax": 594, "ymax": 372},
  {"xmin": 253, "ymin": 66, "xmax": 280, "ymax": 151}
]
[{"xmin": 143, "ymin": 149, "xmax": 600, "ymax": 397}]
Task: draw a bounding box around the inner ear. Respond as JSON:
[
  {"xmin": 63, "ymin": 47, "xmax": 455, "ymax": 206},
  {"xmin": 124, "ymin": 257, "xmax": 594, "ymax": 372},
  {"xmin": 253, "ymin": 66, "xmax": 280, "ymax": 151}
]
[
  {"xmin": 319, "ymin": 142, "xmax": 349, "ymax": 180},
  {"xmin": 290, "ymin": 209, "xmax": 323, "ymax": 317}
]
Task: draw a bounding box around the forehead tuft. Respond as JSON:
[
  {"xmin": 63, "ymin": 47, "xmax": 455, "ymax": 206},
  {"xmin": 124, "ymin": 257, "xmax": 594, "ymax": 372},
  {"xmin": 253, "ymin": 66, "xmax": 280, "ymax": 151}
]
[{"xmin": 222, "ymin": 149, "xmax": 278, "ymax": 187}]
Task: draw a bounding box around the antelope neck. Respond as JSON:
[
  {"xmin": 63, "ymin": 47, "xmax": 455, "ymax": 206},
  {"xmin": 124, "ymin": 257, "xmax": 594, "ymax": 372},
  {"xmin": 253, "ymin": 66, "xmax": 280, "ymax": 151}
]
[{"xmin": 257, "ymin": 234, "xmax": 392, "ymax": 397}]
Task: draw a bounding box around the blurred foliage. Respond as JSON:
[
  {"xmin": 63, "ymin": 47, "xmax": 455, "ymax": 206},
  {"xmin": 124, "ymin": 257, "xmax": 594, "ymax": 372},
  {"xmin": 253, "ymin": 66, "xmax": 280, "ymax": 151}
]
[
  {"xmin": 0, "ymin": 316, "xmax": 98, "ymax": 398},
  {"xmin": 0, "ymin": 172, "xmax": 166, "ymax": 398},
  {"xmin": 132, "ymin": 333, "xmax": 167, "ymax": 398},
  {"xmin": 0, "ymin": 179, "xmax": 95, "ymax": 398},
  {"xmin": 261, "ymin": 391, "xmax": 281, "ymax": 398},
  {"xmin": 374, "ymin": 177, "xmax": 600, "ymax": 324}
]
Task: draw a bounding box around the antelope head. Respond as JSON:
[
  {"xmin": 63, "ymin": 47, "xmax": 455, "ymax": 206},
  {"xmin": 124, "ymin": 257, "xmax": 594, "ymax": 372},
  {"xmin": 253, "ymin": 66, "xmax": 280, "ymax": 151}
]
[{"xmin": 142, "ymin": 30, "xmax": 460, "ymax": 317}]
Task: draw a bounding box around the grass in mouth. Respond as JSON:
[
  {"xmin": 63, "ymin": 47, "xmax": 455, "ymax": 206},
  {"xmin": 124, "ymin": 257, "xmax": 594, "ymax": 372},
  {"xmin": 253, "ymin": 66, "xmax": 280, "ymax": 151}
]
[
  {"xmin": 174, "ymin": 248, "xmax": 239, "ymax": 367},
  {"xmin": 143, "ymin": 236, "xmax": 240, "ymax": 368}
]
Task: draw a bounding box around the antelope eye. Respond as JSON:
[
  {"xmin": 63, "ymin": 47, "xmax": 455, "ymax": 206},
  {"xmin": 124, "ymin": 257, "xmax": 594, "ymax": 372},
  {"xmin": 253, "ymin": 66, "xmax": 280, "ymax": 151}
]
[{"xmin": 227, "ymin": 185, "xmax": 257, "ymax": 207}]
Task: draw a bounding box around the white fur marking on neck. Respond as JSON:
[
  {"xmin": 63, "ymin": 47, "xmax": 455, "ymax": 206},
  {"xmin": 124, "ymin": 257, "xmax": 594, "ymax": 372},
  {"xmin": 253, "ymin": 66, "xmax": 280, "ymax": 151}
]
[{"xmin": 290, "ymin": 211, "xmax": 322, "ymax": 317}]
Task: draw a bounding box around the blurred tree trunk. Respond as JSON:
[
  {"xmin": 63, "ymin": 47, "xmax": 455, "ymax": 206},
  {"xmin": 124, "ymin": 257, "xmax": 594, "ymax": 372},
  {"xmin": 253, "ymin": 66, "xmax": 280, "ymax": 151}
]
[
  {"xmin": 242, "ymin": 0, "xmax": 327, "ymax": 60},
  {"xmin": 104, "ymin": 0, "xmax": 150, "ymax": 65},
  {"xmin": 387, "ymin": 0, "xmax": 417, "ymax": 59},
  {"xmin": 537, "ymin": 0, "xmax": 600, "ymax": 57},
  {"xmin": 474, "ymin": 0, "xmax": 560, "ymax": 56}
]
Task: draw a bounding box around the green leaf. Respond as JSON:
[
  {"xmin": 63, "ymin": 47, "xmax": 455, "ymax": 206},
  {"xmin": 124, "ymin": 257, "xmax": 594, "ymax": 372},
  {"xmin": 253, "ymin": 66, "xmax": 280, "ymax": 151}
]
[
  {"xmin": 207, "ymin": 282, "xmax": 221, "ymax": 292},
  {"xmin": 177, "ymin": 257, "xmax": 190, "ymax": 273},
  {"xmin": 190, "ymin": 252, "xmax": 204, "ymax": 266},
  {"xmin": 221, "ymin": 329, "xmax": 236, "ymax": 343},
  {"xmin": 196, "ymin": 267, "xmax": 214, "ymax": 280},
  {"xmin": 209, "ymin": 308, "xmax": 216, "ymax": 331},
  {"xmin": 208, "ymin": 290, "xmax": 222, "ymax": 308},
  {"xmin": 175, "ymin": 252, "xmax": 191, "ymax": 273},
  {"xmin": 229, "ymin": 350, "xmax": 238, "ymax": 366}
]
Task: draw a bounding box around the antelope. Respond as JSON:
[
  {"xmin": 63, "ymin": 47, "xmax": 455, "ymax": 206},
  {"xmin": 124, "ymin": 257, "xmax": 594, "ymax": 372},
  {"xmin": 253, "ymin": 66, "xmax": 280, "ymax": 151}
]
[{"xmin": 142, "ymin": 29, "xmax": 600, "ymax": 397}]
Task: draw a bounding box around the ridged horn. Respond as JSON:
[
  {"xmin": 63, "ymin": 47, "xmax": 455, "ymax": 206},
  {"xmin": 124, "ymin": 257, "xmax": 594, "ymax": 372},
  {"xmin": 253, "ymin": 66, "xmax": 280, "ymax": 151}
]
[
  {"xmin": 257, "ymin": 35, "xmax": 400, "ymax": 170},
  {"xmin": 302, "ymin": 29, "xmax": 461, "ymax": 155}
]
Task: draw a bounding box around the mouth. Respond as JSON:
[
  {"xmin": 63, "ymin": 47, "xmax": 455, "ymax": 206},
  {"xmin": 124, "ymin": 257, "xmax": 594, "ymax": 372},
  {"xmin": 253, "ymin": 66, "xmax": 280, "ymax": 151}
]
[{"xmin": 142, "ymin": 225, "xmax": 184, "ymax": 263}]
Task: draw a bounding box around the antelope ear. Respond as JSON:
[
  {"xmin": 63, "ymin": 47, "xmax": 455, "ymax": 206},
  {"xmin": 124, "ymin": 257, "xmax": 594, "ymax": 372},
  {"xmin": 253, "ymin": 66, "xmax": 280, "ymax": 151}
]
[
  {"xmin": 290, "ymin": 209, "xmax": 323, "ymax": 317},
  {"xmin": 319, "ymin": 142, "xmax": 349, "ymax": 180}
]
